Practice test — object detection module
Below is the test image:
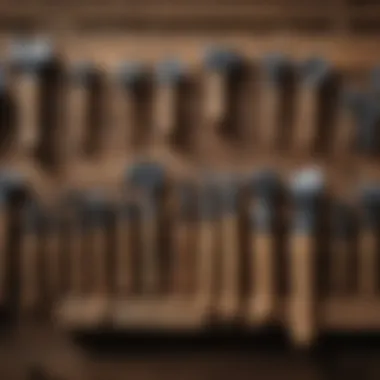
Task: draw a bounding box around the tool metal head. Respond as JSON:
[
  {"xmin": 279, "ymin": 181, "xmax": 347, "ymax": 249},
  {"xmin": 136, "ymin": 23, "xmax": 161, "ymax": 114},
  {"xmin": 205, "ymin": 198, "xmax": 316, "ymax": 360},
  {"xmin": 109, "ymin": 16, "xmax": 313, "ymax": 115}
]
[
  {"xmin": 203, "ymin": 46, "xmax": 242, "ymax": 73},
  {"xmin": 10, "ymin": 37, "xmax": 55, "ymax": 74},
  {"xmin": 359, "ymin": 183, "xmax": 380, "ymax": 227},
  {"xmin": 299, "ymin": 57, "xmax": 332, "ymax": 87},
  {"xmin": 69, "ymin": 60, "xmax": 98, "ymax": 85},
  {"xmin": 125, "ymin": 161, "xmax": 166, "ymax": 197},
  {"xmin": 156, "ymin": 58, "xmax": 186, "ymax": 85},
  {"xmin": 117, "ymin": 61, "xmax": 147, "ymax": 88},
  {"xmin": 262, "ymin": 53, "xmax": 290, "ymax": 84}
]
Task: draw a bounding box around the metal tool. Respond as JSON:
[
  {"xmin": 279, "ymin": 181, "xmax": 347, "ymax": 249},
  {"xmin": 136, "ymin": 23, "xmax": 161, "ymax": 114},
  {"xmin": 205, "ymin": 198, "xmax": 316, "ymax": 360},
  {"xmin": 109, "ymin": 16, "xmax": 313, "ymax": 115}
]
[
  {"xmin": 358, "ymin": 184, "xmax": 380, "ymax": 295},
  {"xmin": 20, "ymin": 200, "xmax": 44, "ymax": 311},
  {"xmin": 288, "ymin": 167, "xmax": 325, "ymax": 346},
  {"xmin": 196, "ymin": 178, "xmax": 219, "ymax": 311},
  {"xmin": 125, "ymin": 161, "xmax": 166, "ymax": 294},
  {"xmin": 295, "ymin": 57, "xmax": 331, "ymax": 152},
  {"xmin": 248, "ymin": 169, "xmax": 280, "ymax": 323},
  {"xmin": 171, "ymin": 182, "xmax": 195, "ymax": 296},
  {"xmin": 67, "ymin": 61, "xmax": 97, "ymax": 159},
  {"xmin": 155, "ymin": 59, "xmax": 186, "ymax": 142},
  {"xmin": 217, "ymin": 175, "xmax": 240, "ymax": 320},
  {"xmin": 260, "ymin": 54, "xmax": 290, "ymax": 149},
  {"xmin": 330, "ymin": 202, "xmax": 354, "ymax": 295},
  {"xmin": 10, "ymin": 38, "xmax": 55, "ymax": 155},
  {"xmin": 203, "ymin": 47, "xmax": 242, "ymax": 129},
  {"xmin": 0, "ymin": 170, "xmax": 25, "ymax": 303},
  {"xmin": 114, "ymin": 61, "xmax": 147, "ymax": 149}
]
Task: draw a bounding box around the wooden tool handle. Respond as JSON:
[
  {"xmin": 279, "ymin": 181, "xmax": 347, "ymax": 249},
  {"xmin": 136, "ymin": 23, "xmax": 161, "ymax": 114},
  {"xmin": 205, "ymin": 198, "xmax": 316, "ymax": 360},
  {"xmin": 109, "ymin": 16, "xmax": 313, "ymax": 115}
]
[
  {"xmin": 91, "ymin": 227, "xmax": 108, "ymax": 295},
  {"xmin": 219, "ymin": 215, "xmax": 239, "ymax": 318},
  {"xmin": 0, "ymin": 212, "xmax": 8, "ymax": 303},
  {"xmin": 296, "ymin": 87, "xmax": 317, "ymax": 151},
  {"xmin": 140, "ymin": 214, "xmax": 159, "ymax": 294},
  {"xmin": 115, "ymin": 218, "xmax": 133, "ymax": 296},
  {"xmin": 67, "ymin": 86, "xmax": 87, "ymax": 157},
  {"xmin": 205, "ymin": 73, "xmax": 225, "ymax": 127},
  {"xmin": 260, "ymin": 84, "xmax": 280, "ymax": 149},
  {"xmin": 330, "ymin": 238, "xmax": 350, "ymax": 295},
  {"xmin": 172, "ymin": 222, "xmax": 190, "ymax": 295},
  {"xmin": 289, "ymin": 234, "xmax": 316, "ymax": 346},
  {"xmin": 16, "ymin": 76, "xmax": 39, "ymax": 153},
  {"xmin": 45, "ymin": 229, "xmax": 61, "ymax": 301},
  {"xmin": 20, "ymin": 232, "xmax": 39, "ymax": 310},
  {"xmin": 196, "ymin": 221, "xmax": 215, "ymax": 308},
  {"xmin": 155, "ymin": 85, "xmax": 176, "ymax": 141},
  {"xmin": 251, "ymin": 232, "xmax": 275, "ymax": 322},
  {"xmin": 358, "ymin": 231, "xmax": 377, "ymax": 295},
  {"xmin": 69, "ymin": 229, "xmax": 83, "ymax": 295}
]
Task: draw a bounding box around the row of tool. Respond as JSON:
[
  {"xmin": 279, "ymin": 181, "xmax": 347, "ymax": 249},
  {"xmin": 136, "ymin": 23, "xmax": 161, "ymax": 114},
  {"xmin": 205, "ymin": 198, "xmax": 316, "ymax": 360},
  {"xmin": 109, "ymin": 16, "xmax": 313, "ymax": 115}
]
[
  {"xmin": 2, "ymin": 38, "xmax": 380, "ymax": 169},
  {"xmin": 0, "ymin": 163, "xmax": 380, "ymax": 345}
]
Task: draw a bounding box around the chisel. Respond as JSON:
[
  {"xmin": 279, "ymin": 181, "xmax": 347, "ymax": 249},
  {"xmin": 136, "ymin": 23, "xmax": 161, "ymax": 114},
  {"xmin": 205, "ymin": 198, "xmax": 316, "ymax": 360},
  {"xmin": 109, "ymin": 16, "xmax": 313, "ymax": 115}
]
[
  {"xmin": 295, "ymin": 58, "xmax": 331, "ymax": 152},
  {"xmin": 203, "ymin": 47, "xmax": 242, "ymax": 129},
  {"xmin": 248, "ymin": 169, "xmax": 280, "ymax": 323},
  {"xmin": 10, "ymin": 38, "xmax": 55, "ymax": 156},
  {"xmin": 358, "ymin": 184, "xmax": 380, "ymax": 295},
  {"xmin": 195, "ymin": 178, "xmax": 218, "ymax": 311},
  {"xmin": 67, "ymin": 61, "xmax": 97, "ymax": 159},
  {"xmin": 260, "ymin": 54, "xmax": 290, "ymax": 149},
  {"xmin": 288, "ymin": 167, "xmax": 325, "ymax": 346},
  {"xmin": 154, "ymin": 59, "xmax": 186, "ymax": 143},
  {"xmin": 114, "ymin": 61, "xmax": 147, "ymax": 150},
  {"xmin": 217, "ymin": 176, "xmax": 240, "ymax": 320},
  {"xmin": 125, "ymin": 161, "xmax": 166, "ymax": 295},
  {"xmin": 330, "ymin": 202, "xmax": 354, "ymax": 295},
  {"xmin": 20, "ymin": 200, "xmax": 44, "ymax": 311}
]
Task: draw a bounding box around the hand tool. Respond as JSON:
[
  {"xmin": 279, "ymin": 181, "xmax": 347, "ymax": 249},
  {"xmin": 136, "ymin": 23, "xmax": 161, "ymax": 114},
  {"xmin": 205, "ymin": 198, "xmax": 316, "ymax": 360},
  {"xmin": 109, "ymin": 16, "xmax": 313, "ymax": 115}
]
[
  {"xmin": 125, "ymin": 161, "xmax": 166, "ymax": 294},
  {"xmin": 113, "ymin": 61, "xmax": 147, "ymax": 149},
  {"xmin": 10, "ymin": 38, "xmax": 55, "ymax": 156},
  {"xmin": 203, "ymin": 46, "xmax": 242, "ymax": 130},
  {"xmin": 115, "ymin": 199, "xmax": 139, "ymax": 297},
  {"xmin": 248, "ymin": 169, "xmax": 281, "ymax": 323},
  {"xmin": 217, "ymin": 175, "xmax": 241, "ymax": 320},
  {"xmin": 295, "ymin": 57, "xmax": 331, "ymax": 152},
  {"xmin": 154, "ymin": 59, "xmax": 186, "ymax": 143},
  {"xmin": 259, "ymin": 54, "xmax": 290, "ymax": 149},
  {"xmin": 288, "ymin": 167, "xmax": 325, "ymax": 346},
  {"xmin": 20, "ymin": 200, "xmax": 44, "ymax": 311},
  {"xmin": 329, "ymin": 201, "xmax": 354, "ymax": 295},
  {"xmin": 67, "ymin": 61, "xmax": 97, "ymax": 159},
  {"xmin": 195, "ymin": 177, "xmax": 219, "ymax": 311},
  {"xmin": 358, "ymin": 183, "xmax": 380, "ymax": 295},
  {"xmin": 171, "ymin": 182, "xmax": 195, "ymax": 297}
]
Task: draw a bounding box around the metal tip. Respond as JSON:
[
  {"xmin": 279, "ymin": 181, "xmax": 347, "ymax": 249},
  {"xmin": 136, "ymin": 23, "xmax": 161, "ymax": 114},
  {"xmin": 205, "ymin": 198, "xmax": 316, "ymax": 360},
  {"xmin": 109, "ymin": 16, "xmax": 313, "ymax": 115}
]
[
  {"xmin": 262, "ymin": 53, "xmax": 290, "ymax": 83},
  {"xmin": 10, "ymin": 38, "xmax": 55, "ymax": 71},
  {"xmin": 156, "ymin": 59, "xmax": 186, "ymax": 84},
  {"xmin": 117, "ymin": 61, "xmax": 147, "ymax": 87},
  {"xmin": 125, "ymin": 161, "xmax": 166, "ymax": 193},
  {"xmin": 299, "ymin": 57, "xmax": 331, "ymax": 86},
  {"xmin": 203, "ymin": 46, "xmax": 242, "ymax": 72},
  {"xmin": 290, "ymin": 168, "xmax": 325, "ymax": 198}
]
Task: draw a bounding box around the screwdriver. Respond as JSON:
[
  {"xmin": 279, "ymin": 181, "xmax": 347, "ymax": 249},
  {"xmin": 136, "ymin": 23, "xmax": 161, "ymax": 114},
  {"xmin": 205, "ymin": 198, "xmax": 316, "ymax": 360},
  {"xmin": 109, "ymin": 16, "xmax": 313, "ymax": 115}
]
[
  {"xmin": 288, "ymin": 167, "xmax": 325, "ymax": 346},
  {"xmin": 217, "ymin": 176, "xmax": 241, "ymax": 320},
  {"xmin": 329, "ymin": 201, "xmax": 355, "ymax": 295},
  {"xmin": 125, "ymin": 161, "xmax": 166, "ymax": 295},
  {"xmin": 295, "ymin": 57, "xmax": 331, "ymax": 152},
  {"xmin": 10, "ymin": 38, "xmax": 55, "ymax": 156},
  {"xmin": 358, "ymin": 183, "xmax": 380, "ymax": 295},
  {"xmin": 260, "ymin": 54, "xmax": 290, "ymax": 149},
  {"xmin": 114, "ymin": 61, "xmax": 147, "ymax": 150},
  {"xmin": 154, "ymin": 59, "xmax": 186, "ymax": 143},
  {"xmin": 203, "ymin": 47, "xmax": 242, "ymax": 130},
  {"xmin": 248, "ymin": 169, "xmax": 281, "ymax": 323}
]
